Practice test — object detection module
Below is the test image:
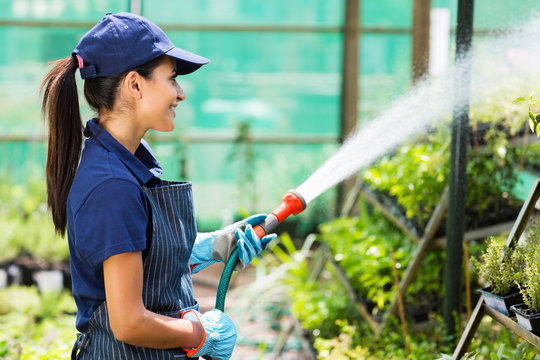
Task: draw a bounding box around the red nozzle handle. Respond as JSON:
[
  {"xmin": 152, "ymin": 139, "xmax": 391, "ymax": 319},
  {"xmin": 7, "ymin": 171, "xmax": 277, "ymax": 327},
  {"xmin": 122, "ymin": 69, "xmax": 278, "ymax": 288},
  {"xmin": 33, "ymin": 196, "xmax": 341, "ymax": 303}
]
[{"xmin": 252, "ymin": 190, "xmax": 306, "ymax": 238}]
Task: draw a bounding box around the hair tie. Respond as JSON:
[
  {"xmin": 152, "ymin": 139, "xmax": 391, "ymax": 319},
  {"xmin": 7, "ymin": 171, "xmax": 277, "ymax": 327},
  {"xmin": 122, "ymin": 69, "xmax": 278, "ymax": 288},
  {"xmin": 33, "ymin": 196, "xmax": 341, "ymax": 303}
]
[{"xmin": 75, "ymin": 54, "xmax": 84, "ymax": 69}]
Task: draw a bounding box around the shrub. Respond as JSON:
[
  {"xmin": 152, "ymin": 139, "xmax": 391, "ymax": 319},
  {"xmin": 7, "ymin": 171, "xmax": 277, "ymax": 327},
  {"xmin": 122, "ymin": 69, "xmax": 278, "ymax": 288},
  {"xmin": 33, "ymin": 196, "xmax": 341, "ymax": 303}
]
[{"xmin": 470, "ymin": 236, "xmax": 520, "ymax": 296}]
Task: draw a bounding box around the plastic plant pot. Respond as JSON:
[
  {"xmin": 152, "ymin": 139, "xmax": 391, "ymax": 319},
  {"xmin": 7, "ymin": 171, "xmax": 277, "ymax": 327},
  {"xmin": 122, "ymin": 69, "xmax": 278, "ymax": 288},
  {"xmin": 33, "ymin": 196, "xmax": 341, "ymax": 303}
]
[
  {"xmin": 510, "ymin": 303, "xmax": 540, "ymax": 336},
  {"xmin": 478, "ymin": 286, "xmax": 522, "ymax": 316}
]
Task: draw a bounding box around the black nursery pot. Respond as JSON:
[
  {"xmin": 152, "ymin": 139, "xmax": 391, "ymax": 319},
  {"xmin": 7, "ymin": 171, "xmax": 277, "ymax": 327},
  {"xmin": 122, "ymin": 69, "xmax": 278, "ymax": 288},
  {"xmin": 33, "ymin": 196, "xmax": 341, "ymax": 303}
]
[
  {"xmin": 510, "ymin": 303, "xmax": 540, "ymax": 336},
  {"xmin": 477, "ymin": 286, "xmax": 523, "ymax": 316}
]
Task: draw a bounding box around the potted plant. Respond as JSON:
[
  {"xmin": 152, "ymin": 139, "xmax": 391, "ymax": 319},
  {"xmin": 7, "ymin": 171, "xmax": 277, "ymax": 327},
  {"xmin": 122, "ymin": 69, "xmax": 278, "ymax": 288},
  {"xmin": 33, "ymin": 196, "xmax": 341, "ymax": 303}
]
[
  {"xmin": 471, "ymin": 236, "xmax": 523, "ymax": 316},
  {"xmin": 511, "ymin": 236, "xmax": 540, "ymax": 335}
]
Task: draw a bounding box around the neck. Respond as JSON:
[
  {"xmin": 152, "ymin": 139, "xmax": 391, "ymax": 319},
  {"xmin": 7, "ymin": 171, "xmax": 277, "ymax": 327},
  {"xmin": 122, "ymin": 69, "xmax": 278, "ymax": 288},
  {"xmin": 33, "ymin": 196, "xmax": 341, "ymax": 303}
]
[{"xmin": 99, "ymin": 111, "xmax": 145, "ymax": 154}]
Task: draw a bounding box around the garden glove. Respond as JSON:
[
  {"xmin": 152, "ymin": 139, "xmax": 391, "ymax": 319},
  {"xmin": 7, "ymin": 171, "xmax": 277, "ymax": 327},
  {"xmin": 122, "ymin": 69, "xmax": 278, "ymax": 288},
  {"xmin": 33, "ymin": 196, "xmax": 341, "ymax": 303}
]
[
  {"xmin": 189, "ymin": 214, "xmax": 277, "ymax": 273},
  {"xmin": 181, "ymin": 309, "xmax": 237, "ymax": 359}
]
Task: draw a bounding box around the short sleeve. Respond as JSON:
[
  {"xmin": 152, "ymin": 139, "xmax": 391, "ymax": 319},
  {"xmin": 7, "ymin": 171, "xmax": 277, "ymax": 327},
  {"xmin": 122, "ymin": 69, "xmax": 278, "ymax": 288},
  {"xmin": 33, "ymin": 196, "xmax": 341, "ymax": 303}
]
[{"xmin": 73, "ymin": 179, "xmax": 149, "ymax": 267}]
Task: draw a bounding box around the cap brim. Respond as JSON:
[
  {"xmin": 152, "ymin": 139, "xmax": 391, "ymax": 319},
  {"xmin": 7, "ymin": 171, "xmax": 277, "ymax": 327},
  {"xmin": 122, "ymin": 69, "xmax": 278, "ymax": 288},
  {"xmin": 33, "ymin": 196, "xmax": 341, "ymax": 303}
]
[{"xmin": 165, "ymin": 47, "xmax": 210, "ymax": 75}]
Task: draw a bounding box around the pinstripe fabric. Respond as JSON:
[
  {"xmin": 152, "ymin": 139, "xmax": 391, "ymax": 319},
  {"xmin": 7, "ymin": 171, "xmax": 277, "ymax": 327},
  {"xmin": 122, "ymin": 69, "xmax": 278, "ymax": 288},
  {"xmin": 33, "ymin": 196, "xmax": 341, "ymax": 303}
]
[{"xmin": 74, "ymin": 180, "xmax": 199, "ymax": 359}]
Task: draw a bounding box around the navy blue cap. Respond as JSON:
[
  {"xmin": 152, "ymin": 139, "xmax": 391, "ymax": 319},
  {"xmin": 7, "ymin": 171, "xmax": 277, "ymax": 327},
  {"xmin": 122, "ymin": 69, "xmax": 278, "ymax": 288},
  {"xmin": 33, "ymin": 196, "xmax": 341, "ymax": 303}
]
[{"xmin": 72, "ymin": 12, "xmax": 209, "ymax": 79}]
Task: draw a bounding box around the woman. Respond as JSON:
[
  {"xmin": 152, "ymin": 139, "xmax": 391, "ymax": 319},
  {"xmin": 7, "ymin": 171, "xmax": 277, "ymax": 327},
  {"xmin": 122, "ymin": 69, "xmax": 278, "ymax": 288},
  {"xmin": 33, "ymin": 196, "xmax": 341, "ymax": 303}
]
[{"xmin": 41, "ymin": 12, "xmax": 276, "ymax": 360}]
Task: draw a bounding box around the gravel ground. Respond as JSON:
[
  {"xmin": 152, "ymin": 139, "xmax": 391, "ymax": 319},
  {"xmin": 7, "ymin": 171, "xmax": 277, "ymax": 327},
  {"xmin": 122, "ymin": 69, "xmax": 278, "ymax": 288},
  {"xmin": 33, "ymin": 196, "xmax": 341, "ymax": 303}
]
[{"xmin": 192, "ymin": 263, "xmax": 314, "ymax": 360}]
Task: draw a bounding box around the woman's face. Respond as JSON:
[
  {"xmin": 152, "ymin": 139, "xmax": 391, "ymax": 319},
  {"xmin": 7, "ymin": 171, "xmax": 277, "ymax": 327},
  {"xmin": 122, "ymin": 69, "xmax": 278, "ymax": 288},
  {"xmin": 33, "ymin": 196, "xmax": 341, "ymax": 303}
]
[{"xmin": 139, "ymin": 56, "xmax": 185, "ymax": 133}]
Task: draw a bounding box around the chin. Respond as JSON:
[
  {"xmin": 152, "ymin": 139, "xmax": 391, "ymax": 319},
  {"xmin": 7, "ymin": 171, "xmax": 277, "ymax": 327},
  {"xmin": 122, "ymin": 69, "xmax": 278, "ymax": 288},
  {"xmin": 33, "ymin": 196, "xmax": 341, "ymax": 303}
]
[{"xmin": 156, "ymin": 122, "xmax": 175, "ymax": 133}]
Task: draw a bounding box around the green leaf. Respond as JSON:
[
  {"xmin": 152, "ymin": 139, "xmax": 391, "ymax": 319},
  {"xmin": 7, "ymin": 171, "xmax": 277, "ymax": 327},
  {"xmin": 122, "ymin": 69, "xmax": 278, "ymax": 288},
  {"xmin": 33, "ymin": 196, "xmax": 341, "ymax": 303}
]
[
  {"xmin": 280, "ymin": 232, "xmax": 297, "ymax": 256},
  {"xmin": 513, "ymin": 96, "xmax": 527, "ymax": 103},
  {"xmin": 529, "ymin": 111, "xmax": 536, "ymax": 124},
  {"xmin": 496, "ymin": 343, "xmax": 505, "ymax": 358},
  {"xmin": 490, "ymin": 353, "xmax": 499, "ymax": 360},
  {"xmin": 529, "ymin": 119, "xmax": 536, "ymax": 132}
]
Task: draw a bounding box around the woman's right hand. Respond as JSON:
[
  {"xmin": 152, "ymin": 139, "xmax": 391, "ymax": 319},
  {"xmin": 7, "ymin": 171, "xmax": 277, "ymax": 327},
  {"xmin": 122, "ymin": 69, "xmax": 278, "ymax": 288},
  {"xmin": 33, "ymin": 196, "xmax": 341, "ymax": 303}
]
[{"xmin": 181, "ymin": 309, "xmax": 237, "ymax": 360}]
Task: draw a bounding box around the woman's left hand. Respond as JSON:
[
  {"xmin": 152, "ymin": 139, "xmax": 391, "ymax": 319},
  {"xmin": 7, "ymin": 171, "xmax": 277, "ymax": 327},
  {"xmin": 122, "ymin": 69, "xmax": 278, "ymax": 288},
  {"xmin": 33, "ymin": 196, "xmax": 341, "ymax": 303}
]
[
  {"xmin": 189, "ymin": 214, "xmax": 277, "ymax": 273},
  {"xmin": 234, "ymin": 224, "xmax": 276, "ymax": 267}
]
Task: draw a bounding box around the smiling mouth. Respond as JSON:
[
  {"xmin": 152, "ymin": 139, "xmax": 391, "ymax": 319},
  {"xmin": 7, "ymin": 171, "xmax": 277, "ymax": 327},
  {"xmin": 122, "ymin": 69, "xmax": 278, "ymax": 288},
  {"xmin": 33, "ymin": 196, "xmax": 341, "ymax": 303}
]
[{"xmin": 169, "ymin": 107, "xmax": 176, "ymax": 116}]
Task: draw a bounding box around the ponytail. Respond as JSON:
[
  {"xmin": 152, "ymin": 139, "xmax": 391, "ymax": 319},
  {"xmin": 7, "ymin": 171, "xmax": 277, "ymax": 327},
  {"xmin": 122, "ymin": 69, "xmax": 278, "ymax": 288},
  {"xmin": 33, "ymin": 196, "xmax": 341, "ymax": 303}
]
[
  {"xmin": 41, "ymin": 56, "xmax": 82, "ymax": 236},
  {"xmin": 41, "ymin": 54, "xmax": 165, "ymax": 235}
]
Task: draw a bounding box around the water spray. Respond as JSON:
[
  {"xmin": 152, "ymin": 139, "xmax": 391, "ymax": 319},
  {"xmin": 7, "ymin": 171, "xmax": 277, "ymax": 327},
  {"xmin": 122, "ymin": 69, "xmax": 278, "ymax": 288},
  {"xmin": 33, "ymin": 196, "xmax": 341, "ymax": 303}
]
[
  {"xmin": 211, "ymin": 15, "xmax": 540, "ymax": 313},
  {"xmin": 214, "ymin": 190, "xmax": 307, "ymax": 311}
]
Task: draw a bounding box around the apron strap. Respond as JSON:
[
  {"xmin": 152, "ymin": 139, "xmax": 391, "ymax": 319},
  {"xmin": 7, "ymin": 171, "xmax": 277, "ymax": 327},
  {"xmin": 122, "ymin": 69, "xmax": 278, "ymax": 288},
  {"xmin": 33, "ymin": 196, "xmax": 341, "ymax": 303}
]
[{"xmin": 71, "ymin": 332, "xmax": 91, "ymax": 360}]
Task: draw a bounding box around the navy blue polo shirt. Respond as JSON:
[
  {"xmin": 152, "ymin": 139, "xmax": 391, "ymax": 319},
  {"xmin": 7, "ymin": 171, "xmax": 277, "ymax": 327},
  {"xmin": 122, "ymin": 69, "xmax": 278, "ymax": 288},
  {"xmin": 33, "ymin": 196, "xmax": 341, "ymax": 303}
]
[{"xmin": 67, "ymin": 118, "xmax": 162, "ymax": 332}]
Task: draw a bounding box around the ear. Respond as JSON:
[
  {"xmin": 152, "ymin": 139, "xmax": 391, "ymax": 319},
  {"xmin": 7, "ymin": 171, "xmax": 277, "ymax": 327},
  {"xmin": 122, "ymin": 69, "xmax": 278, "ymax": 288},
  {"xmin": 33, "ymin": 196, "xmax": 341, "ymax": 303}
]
[{"xmin": 123, "ymin": 71, "xmax": 143, "ymax": 100}]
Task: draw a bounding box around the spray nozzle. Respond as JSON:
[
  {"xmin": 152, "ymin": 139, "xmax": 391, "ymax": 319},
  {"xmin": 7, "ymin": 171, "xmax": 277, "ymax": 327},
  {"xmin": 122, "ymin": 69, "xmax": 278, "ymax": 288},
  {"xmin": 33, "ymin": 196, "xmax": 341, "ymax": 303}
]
[
  {"xmin": 253, "ymin": 190, "xmax": 307, "ymax": 238},
  {"xmin": 273, "ymin": 190, "xmax": 306, "ymax": 221}
]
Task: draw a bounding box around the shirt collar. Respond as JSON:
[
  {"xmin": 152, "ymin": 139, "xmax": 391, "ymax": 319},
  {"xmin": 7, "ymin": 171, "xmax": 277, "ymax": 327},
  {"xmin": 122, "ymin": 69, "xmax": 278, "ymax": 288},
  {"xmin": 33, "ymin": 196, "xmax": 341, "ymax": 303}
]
[{"xmin": 85, "ymin": 118, "xmax": 162, "ymax": 186}]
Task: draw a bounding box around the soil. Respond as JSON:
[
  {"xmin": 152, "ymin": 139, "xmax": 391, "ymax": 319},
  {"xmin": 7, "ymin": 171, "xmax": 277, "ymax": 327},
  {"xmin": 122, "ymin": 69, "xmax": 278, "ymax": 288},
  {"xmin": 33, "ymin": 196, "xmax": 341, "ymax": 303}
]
[{"xmin": 513, "ymin": 303, "xmax": 540, "ymax": 318}]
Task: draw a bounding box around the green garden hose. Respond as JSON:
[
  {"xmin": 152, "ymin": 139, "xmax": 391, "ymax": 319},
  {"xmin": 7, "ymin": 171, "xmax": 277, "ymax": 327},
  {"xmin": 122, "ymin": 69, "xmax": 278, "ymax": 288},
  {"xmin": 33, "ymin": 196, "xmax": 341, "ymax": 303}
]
[
  {"xmin": 207, "ymin": 191, "xmax": 307, "ymax": 360},
  {"xmin": 214, "ymin": 247, "xmax": 239, "ymax": 311},
  {"xmin": 214, "ymin": 190, "xmax": 307, "ymax": 311},
  {"xmin": 200, "ymin": 252, "xmax": 238, "ymax": 359}
]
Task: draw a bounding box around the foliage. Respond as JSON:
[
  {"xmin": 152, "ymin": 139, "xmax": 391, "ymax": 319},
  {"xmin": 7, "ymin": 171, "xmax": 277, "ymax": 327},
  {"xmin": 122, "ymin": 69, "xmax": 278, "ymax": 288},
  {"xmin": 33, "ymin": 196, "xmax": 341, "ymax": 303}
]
[
  {"xmin": 255, "ymin": 233, "xmax": 365, "ymax": 337},
  {"xmin": 0, "ymin": 176, "xmax": 67, "ymax": 264},
  {"xmin": 251, "ymin": 229, "xmax": 535, "ymax": 359},
  {"xmin": 313, "ymin": 320, "xmax": 377, "ymax": 359},
  {"xmin": 318, "ymin": 200, "xmax": 443, "ymax": 312},
  {"xmin": 440, "ymin": 340, "xmax": 539, "ymax": 360},
  {"xmin": 0, "ymin": 286, "xmax": 75, "ymax": 359},
  {"xmin": 312, "ymin": 315, "xmax": 455, "ymax": 359},
  {"xmin": 516, "ymin": 242, "xmax": 540, "ymax": 313},
  {"xmin": 363, "ymin": 138, "xmax": 448, "ymax": 227},
  {"xmin": 510, "ymin": 216, "xmax": 540, "ymax": 313},
  {"xmin": 513, "ymin": 91, "xmax": 540, "ymax": 136},
  {"xmin": 437, "ymin": 341, "xmax": 538, "ymax": 360},
  {"xmin": 310, "ymin": 313, "xmax": 537, "ymax": 359},
  {"xmin": 363, "ymin": 121, "xmax": 520, "ymax": 227},
  {"xmin": 490, "ymin": 341, "xmax": 540, "ymax": 360},
  {"xmin": 466, "ymin": 146, "xmax": 519, "ymax": 216},
  {"xmin": 245, "ymin": 61, "xmax": 536, "ymax": 360},
  {"xmin": 253, "ymin": 235, "xmax": 444, "ymax": 359},
  {"xmin": 470, "ymin": 236, "xmax": 521, "ymax": 296}
]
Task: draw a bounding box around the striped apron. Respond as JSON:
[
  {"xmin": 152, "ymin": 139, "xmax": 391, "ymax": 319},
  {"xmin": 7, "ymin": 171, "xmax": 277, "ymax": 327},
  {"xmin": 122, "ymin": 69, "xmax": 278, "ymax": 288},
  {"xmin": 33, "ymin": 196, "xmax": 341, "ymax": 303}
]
[{"xmin": 72, "ymin": 180, "xmax": 199, "ymax": 359}]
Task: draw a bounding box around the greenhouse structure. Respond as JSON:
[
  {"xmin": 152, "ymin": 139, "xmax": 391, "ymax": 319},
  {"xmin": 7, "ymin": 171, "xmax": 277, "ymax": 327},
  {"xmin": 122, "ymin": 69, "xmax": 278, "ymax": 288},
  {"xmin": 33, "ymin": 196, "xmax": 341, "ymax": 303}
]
[{"xmin": 2, "ymin": 0, "xmax": 540, "ymax": 359}]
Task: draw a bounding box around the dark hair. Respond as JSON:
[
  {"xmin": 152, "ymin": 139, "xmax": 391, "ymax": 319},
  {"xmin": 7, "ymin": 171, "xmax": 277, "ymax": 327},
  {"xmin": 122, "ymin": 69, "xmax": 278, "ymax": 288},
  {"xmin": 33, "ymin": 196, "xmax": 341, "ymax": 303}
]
[{"xmin": 41, "ymin": 55, "xmax": 165, "ymax": 235}]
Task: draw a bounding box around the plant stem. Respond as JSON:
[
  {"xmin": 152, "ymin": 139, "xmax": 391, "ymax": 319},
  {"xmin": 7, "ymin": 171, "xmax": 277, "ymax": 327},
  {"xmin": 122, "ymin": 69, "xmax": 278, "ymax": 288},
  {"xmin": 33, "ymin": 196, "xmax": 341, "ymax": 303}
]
[{"xmin": 390, "ymin": 248, "xmax": 410, "ymax": 355}]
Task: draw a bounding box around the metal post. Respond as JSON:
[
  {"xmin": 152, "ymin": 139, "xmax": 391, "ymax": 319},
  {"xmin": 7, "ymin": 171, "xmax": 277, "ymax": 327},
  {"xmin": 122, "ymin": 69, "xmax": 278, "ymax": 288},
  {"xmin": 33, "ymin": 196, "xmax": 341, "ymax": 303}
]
[
  {"xmin": 412, "ymin": 0, "xmax": 431, "ymax": 83},
  {"xmin": 443, "ymin": 0, "xmax": 474, "ymax": 344},
  {"xmin": 338, "ymin": 0, "xmax": 360, "ymax": 213}
]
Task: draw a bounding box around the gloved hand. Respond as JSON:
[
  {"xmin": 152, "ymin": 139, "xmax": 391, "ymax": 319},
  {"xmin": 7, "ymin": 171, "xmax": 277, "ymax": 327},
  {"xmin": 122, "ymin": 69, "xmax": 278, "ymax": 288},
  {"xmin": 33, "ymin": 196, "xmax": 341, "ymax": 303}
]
[
  {"xmin": 190, "ymin": 214, "xmax": 277, "ymax": 273},
  {"xmin": 181, "ymin": 309, "xmax": 237, "ymax": 359}
]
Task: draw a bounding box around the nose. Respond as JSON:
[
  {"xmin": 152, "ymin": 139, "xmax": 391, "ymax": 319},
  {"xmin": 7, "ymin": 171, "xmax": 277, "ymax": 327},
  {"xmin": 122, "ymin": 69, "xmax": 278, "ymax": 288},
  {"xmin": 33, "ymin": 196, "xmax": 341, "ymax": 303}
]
[{"xmin": 176, "ymin": 83, "xmax": 186, "ymax": 102}]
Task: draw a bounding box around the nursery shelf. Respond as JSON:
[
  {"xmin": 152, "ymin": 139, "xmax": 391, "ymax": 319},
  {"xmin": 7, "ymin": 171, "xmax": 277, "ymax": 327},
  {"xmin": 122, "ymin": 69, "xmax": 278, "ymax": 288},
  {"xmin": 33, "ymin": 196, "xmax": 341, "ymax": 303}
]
[
  {"xmin": 453, "ymin": 296, "xmax": 540, "ymax": 359},
  {"xmin": 358, "ymin": 185, "xmax": 421, "ymax": 243},
  {"xmin": 483, "ymin": 305, "xmax": 540, "ymax": 351},
  {"xmin": 454, "ymin": 178, "xmax": 540, "ymax": 359}
]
